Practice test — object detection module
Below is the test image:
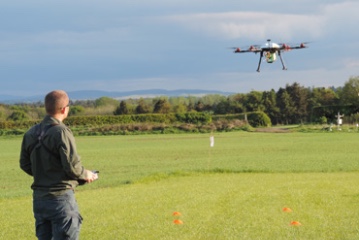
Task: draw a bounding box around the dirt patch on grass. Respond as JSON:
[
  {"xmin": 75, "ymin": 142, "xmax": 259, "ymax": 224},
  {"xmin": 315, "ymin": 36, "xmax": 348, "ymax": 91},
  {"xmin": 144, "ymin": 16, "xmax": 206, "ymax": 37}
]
[{"xmin": 255, "ymin": 127, "xmax": 291, "ymax": 133}]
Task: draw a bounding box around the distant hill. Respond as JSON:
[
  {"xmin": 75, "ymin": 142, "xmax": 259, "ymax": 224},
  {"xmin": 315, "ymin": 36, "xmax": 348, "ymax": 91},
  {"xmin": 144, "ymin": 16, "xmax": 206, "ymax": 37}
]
[{"xmin": 0, "ymin": 89, "xmax": 235, "ymax": 104}]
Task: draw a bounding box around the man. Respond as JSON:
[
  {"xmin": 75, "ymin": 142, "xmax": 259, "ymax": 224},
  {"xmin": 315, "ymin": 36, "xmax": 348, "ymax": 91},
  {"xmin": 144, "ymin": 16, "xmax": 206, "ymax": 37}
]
[{"xmin": 20, "ymin": 90, "xmax": 98, "ymax": 240}]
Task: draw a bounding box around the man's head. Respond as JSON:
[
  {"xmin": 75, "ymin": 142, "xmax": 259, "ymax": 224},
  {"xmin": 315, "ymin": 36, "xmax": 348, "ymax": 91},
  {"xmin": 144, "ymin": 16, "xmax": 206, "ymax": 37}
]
[{"xmin": 45, "ymin": 90, "xmax": 70, "ymax": 120}]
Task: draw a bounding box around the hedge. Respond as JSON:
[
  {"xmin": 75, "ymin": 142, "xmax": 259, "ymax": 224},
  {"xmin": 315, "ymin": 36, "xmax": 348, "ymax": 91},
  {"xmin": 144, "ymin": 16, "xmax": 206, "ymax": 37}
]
[{"xmin": 0, "ymin": 112, "xmax": 269, "ymax": 135}]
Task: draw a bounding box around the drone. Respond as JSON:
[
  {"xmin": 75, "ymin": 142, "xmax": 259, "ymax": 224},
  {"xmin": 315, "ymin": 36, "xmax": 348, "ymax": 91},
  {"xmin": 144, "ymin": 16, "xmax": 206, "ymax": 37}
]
[{"xmin": 232, "ymin": 39, "xmax": 309, "ymax": 72}]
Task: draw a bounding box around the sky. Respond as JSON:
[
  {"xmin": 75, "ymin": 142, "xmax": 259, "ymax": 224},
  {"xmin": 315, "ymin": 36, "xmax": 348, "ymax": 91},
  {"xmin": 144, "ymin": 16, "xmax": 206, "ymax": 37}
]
[{"xmin": 1, "ymin": 0, "xmax": 358, "ymax": 97}]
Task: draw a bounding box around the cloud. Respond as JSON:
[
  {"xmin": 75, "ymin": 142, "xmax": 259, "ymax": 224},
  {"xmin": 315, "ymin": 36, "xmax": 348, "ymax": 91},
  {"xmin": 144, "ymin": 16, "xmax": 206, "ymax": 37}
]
[
  {"xmin": 343, "ymin": 58, "xmax": 359, "ymax": 69},
  {"xmin": 162, "ymin": 11, "xmax": 325, "ymax": 41},
  {"xmin": 161, "ymin": 1, "xmax": 359, "ymax": 41},
  {"xmin": 7, "ymin": 28, "xmax": 130, "ymax": 48},
  {"xmin": 320, "ymin": 1, "xmax": 359, "ymax": 36},
  {"xmin": 0, "ymin": 27, "xmax": 134, "ymax": 65}
]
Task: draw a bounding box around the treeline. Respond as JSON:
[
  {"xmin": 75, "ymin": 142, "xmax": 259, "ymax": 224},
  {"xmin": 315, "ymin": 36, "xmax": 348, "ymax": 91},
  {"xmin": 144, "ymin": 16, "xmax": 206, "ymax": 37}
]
[{"xmin": 1, "ymin": 77, "xmax": 359, "ymax": 127}]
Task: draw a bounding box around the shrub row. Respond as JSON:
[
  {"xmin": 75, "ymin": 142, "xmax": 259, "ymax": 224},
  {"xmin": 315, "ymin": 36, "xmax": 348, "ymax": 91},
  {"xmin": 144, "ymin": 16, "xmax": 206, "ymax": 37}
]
[
  {"xmin": 74, "ymin": 119, "xmax": 251, "ymax": 136},
  {"xmin": 0, "ymin": 120, "xmax": 39, "ymax": 130},
  {"xmin": 0, "ymin": 112, "xmax": 269, "ymax": 136},
  {"xmin": 64, "ymin": 113, "xmax": 212, "ymax": 126}
]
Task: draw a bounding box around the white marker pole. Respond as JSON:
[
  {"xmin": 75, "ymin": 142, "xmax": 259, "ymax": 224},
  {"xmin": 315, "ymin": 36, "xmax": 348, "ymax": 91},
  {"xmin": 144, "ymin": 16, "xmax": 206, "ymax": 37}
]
[{"xmin": 210, "ymin": 136, "xmax": 214, "ymax": 147}]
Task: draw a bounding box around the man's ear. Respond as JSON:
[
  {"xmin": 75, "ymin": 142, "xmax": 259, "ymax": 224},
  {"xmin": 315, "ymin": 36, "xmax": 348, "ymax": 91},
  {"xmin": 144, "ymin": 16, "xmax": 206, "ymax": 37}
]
[{"xmin": 60, "ymin": 107, "xmax": 66, "ymax": 114}]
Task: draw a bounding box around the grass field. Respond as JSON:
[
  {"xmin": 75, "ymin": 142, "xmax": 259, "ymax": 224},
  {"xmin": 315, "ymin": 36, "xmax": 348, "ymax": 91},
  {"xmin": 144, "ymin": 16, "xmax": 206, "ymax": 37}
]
[{"xmin": 1, "ymin": 131, "xmax": 359, "ymax": 239}]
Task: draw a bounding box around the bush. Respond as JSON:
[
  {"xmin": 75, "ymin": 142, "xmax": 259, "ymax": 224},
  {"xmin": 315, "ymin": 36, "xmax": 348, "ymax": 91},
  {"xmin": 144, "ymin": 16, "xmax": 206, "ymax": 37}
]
[
  {"xmin": 175, "ymin": 112, "xmax": 212, "ymax": 124},
  {"xmin": 7, "ymin": 110, "xmax": 29, "ymax": 121},
  {"xmin": 319, "ymin": 116, "xmax": 327, "ymax": 124},
  {"xmin": 247, "ymin": 111, "xmax": 272, "ymax": 127},
  {"xmin": 69, "ymin": 106, "xmax": 85, "ymax": 116}
]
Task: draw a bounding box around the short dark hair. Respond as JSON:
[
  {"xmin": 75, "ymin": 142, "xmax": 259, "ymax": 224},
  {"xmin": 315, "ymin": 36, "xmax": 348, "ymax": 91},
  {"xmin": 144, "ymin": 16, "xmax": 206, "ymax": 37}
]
[{"xmin": 45, "ymin": 90, "xmax": 69, "ymax": 115}]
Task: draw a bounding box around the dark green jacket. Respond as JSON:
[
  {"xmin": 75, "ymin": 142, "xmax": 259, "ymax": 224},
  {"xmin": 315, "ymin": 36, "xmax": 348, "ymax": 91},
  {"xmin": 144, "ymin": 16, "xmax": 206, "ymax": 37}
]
[{"xmin": 20, "ymin": 115, "xmax": 87, "ymax": 198}]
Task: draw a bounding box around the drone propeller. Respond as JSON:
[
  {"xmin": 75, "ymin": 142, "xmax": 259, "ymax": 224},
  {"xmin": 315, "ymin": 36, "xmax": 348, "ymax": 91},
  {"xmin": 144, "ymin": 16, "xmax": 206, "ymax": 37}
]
[
  {"xmin": 279, "ymin": 42, "xmax": 310, "ymax": 51},
  {"xmin": 230, "ymin": 45, "xmax": 261, "ymax": 53},
  {"xmin": 228, "ymin": 47, "xmax": 242, "ymax": 53}
]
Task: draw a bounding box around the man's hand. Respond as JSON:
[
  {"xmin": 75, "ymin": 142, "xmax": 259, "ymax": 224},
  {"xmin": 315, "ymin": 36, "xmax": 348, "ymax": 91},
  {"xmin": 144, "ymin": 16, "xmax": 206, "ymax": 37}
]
[{"xmin": 84, "ymin": 169, "xmax": 98, "ymax": 183}]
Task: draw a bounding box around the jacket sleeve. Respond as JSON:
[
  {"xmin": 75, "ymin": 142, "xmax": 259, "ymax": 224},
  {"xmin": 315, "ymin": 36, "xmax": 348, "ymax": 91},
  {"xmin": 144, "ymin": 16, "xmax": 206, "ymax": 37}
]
[
  {"xmin": 58, "ymin": 128, "xmax": 87, "ymax": 181},
  {"xmin": 19, "ymin": 132, "xmax": 34, "ymax": 176}
]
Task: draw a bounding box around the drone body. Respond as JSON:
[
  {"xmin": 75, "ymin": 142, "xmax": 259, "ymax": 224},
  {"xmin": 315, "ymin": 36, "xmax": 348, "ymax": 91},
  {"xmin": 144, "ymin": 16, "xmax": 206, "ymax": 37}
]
[{"xmin": 232, "ymin": 39, "xmax": 308, "ymax": 72}]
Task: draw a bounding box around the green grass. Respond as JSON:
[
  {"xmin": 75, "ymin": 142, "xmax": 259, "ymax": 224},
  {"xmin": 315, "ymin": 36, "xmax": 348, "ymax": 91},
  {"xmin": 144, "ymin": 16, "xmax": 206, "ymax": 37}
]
[{"xmin": 1, "ymin": 132, "xmax": 359, "ymax": 239}]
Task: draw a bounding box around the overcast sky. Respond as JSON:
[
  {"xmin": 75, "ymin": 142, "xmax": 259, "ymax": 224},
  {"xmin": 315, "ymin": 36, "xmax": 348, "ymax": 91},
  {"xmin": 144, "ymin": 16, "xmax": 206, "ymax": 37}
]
[{"xmin": 1, "ymin": 0, "xmax": 358, "ymax": 96}]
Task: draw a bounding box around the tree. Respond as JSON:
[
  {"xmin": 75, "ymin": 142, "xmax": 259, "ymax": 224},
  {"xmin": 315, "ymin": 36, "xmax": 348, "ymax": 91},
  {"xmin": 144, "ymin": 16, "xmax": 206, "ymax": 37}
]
[
  {"xmin": 309, "ymin": 87, "xmax": 338, "ymax": 108},
  {"xmin": 95, "ymin": 97, "xmax": 119, "ymax": 107},
  {"xmin": 227, "ymin": 98, "xmax": 244, "ymax": 114},
  {"xmin": 230, "ymin": 93, "xmax": 247, "ymax": 113},
  {"xmin": 308, "ymin": 87, "xmax": 339, "ymax": 123},
  {"xmin": 194, "ymin": 100, "xmax": 205, "ymax": 112},
  {"xmin": 213, "ymin": 97, "xmax": 244, "ymax": 114},
  {"xmin": 214, "ymin": 99, "xmax": 230, "ymax": 114},
  {"xmin": 173, "ymin": 103, "xmax": 187, "ymax": 113},
  {"xmin": 114, "ymin": 101, "xmax": 129, "ymax": 115},
  {"xmin": 201, "ymin": 94, "xmax": 227, "ymax": 107},
  {"xmin": 276, "ymin": 89, "xmax": 296, "ymax": 124},
  {"xmin": 262, "ymin": 89, "xmax": 280, "ymax": 125},
  {"xmin": 187, "ymin": 102, "xmax": 195, "ymax": 112},
  {"xmin": 0, "ymin": 105, "xmax": 4, "ymax": 120},
  {"xmin": 339, "ymin": 76, "xmax": 359, "ymax": 106},
  {"xmin": 285, "ymin": 82, "xmax": 309, "ymax": 124},
  {"xmin": 243, "ymin": 91, "xmax": 264, "ymax": 112},
  {"xmin": 153, "ymin": 98, "xmax": 171, "ymax": 114},
  {"xmin": 186, "ymin": 96, "xmax": 197, "ymax": 112},
  {"xmin": 135, "ymin": 98, "xmax": 151, "ymax": 114}
]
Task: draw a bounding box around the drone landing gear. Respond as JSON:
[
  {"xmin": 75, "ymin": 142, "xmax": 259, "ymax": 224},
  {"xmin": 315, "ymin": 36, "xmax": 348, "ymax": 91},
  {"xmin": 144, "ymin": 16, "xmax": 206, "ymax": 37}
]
[
  {"xmin": 256, "ymin": 52, "xmax": 263, "ymax": 72},
  {"xmin": 257, "ymin": 50, "xmax": 287, "ymax": 72},
  {"xmin": 278, "ymin": 51, "xmax": 287, "ymax": 70}
]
